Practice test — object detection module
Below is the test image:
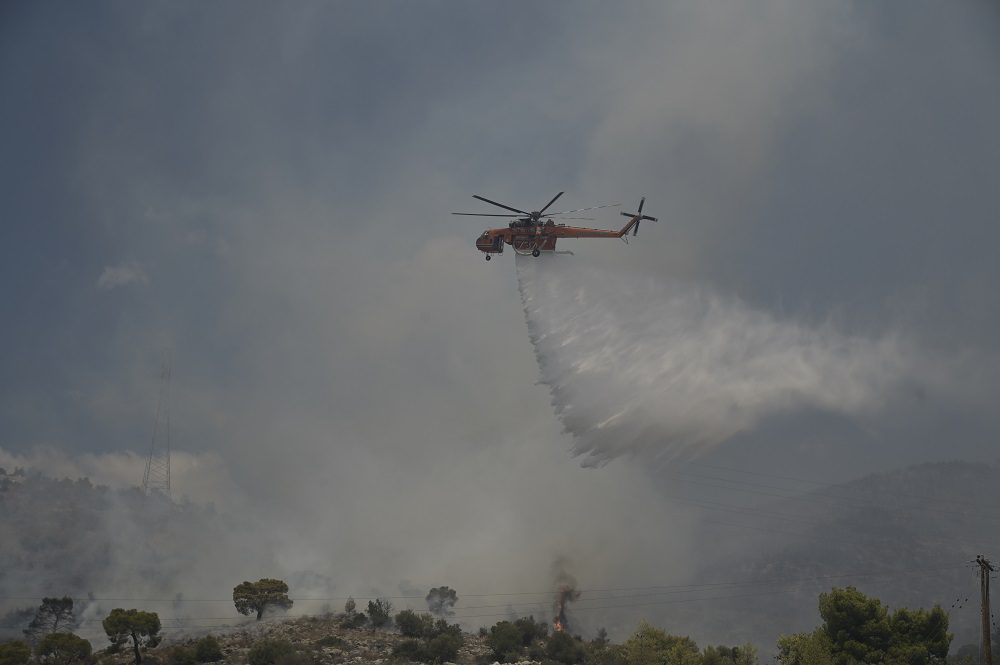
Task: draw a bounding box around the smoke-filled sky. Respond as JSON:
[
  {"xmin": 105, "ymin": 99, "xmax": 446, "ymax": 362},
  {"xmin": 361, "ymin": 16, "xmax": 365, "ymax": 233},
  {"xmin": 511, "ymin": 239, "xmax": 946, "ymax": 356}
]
[{"xmin": 2, "ymin": 0, "xmax": 1000, "ymax": 642}]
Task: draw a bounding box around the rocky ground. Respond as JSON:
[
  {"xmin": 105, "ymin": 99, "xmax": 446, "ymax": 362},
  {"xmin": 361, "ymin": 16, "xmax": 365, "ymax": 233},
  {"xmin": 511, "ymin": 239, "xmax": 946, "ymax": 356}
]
[{"xmin": 100, "ymin": 616, "xmax": 506, "ymax": 665}]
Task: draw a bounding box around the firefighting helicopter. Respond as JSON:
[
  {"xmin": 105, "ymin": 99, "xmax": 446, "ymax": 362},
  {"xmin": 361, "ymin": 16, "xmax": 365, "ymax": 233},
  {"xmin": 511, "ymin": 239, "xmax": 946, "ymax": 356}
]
[{"xmin": 452, "ymin": 192, "xmax": 657, "ymax": 260}]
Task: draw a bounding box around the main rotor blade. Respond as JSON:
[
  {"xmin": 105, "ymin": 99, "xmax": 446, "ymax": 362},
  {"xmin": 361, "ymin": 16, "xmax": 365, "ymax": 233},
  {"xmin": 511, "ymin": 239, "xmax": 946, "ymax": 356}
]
[
  {"xmin": 472, "ymin": 195, "xmax": 529, "ymax": 215},
  {"xmin": 451, "ymin": 213, "xmax": 521, "ymax": 217},
  {"xmin": 538, "ymin": 191, "xmax": 564, "ymax": 215},
  {"xmin": 545, "ymin": 217, "xmax": 595, "ymax": 220},
  {"xmin": 546, "ymin": 203, "xmax": 621, "ymax": 215},
  {"xmin": 638, "ymin": 196, "xmax": 645, "ymax": 214}
]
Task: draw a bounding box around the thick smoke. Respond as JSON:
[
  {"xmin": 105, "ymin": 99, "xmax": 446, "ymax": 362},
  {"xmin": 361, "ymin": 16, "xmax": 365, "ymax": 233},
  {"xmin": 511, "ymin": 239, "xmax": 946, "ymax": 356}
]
[{"xmin": 517, "ymin": 256, "xmax": 914, "ymax": 465}]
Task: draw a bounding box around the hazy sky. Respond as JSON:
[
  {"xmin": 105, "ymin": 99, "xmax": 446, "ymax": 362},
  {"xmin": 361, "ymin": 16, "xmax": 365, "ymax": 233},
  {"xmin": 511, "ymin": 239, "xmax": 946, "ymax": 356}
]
[{"xmin": 2, "ymin": 0, "xmax": 1000, "ymax": 640}]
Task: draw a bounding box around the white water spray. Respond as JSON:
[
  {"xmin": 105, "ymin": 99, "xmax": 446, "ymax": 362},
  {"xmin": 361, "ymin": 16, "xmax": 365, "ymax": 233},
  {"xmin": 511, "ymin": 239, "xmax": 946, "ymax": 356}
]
[{"xmin": 517, "ymin": 256, "xmax": 912, "ymax": 465}]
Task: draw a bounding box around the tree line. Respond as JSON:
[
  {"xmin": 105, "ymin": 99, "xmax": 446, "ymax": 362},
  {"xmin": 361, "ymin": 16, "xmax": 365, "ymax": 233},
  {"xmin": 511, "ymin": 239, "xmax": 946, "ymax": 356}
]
[{"xmin": 0, "ymin": 582, "xmax": 989, "ymax": 665}]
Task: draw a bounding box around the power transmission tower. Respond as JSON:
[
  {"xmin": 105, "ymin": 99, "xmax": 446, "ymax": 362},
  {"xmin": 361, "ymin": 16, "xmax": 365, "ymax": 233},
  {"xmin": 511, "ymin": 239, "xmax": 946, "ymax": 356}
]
[
  {"xmin": 142, "ymin": 353, "xmax": 172, "ymax": 498},
  {"xmin": 978, "ymin": 554, "xmax": 995, "ymax": 665}
]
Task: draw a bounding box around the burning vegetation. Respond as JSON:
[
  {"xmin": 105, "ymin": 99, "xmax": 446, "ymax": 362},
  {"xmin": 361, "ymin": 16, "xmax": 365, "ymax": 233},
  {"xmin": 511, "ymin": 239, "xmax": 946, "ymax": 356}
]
[
  {"xmin": 552, "ymin": 584, "xmax": 580, "ymax": 633},
  {"xmin": 551, "ymin": 559, "xmax": 581, "ymax": 633}
]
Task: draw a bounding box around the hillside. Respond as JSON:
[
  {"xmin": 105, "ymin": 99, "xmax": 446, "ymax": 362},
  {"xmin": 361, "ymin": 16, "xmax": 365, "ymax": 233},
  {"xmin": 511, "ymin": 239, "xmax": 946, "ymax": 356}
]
[
  {"xmin": 133, "ymin": 616, "xmax": 495, "ymax": 665},
  {"xmin": 0, "ymin": 467, "xmax": 273, "ymax": 641},
  {"xmin": 678, "ymin": 460, "xmax": 1000, "ymax": 650},
  {"xmin": 4, "ymin": 460, "xmax": 998, "ymax": 657}
]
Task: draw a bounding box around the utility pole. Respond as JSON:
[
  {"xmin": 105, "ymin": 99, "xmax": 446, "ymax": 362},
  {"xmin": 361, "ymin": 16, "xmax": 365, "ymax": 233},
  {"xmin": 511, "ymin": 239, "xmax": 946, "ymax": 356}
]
[
  {"xmin": 142, "ymin": 353, "xmax": 172, "ymax": 498},
  {"xmin": 978, "ymin": 554, "xmax": 995, "ymax": 665}
]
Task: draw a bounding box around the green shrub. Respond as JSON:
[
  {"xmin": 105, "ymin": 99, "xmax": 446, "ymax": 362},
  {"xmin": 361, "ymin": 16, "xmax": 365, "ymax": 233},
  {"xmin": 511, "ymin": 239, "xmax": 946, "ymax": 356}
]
[
  {"xmin": 425, "ymin": 634, "xmax": 462, "ymax": 664},
  {"xmin": 623, "ymin": 623, "xmax": 700, "ymax": 665},
  {"xmin": 527, "ymin": 643, "xmax": 547, "ymax": 661},
  {"xmin": 37, "ymin": 633, "xmax": 93, "ymax": 665},
  {"xmin": 487, "ymin": 622, "xmax": 523, "ymax": 663},
  {"xmin": 395, "ymin": 610, "xmax": 433, "ymax": 638},
  {"xmin": 546, "ymin": 632, "xmax": 586, "ymax": 665},
  {"xmin": 314, "ymin": 636, "xmax": 343, "ymax": 648},
  {"xmin": 367, "ymin": 599, "xmax": 393, "ymax": 629},
  {"xmin": 248, "ymin": 640, "xmax": 295, "ymax": 665},
  {"xmin": 194, "ymin": 636, "xmax": 223, "ymax": 663},
  {"xmin": 0, "ymin": 641, "xmax": 31, "ymax": 665},
  {"xmin": 515, "ymin": 616, "xmax": 548, "ymax": 646},
  {"xmin": 275, "ymin": 654, "xmax": 311, "ymax": 665},
  {"xmin": 430, "ymin": 620, "xmax": 462, "ymax": 641},
  {"xmin": 338, "ymin": 612, "xmax": 367, "ymax": 629},
  {"xmin": 584, "ymin": 644, "xmax": 625, "ymax": 665},
  {"xmin": 391, "ymin": 640, "xmax": 428, "ymax": 663},
  {"xmin": 167, "ymin": 648, "xmax": 196, "ymax": 665}
]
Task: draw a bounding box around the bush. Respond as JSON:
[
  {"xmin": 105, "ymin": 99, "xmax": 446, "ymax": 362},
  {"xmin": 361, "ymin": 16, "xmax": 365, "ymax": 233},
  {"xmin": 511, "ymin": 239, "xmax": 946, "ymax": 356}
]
[
  {"xmin": 546, "ymin": 632, "xmax": 586, "ymax": 665},
  {"xmin": 430, "ymin": 620, "xmax": 462, "ymax": 641},
  {"xmin": 37, "ymin": 633, "xmax": 93, "ymax": 665},
  {"xmin": 194, "ymin": 637, "xmax": 223, "ymax": 663},
  {"xmin": 367, "ymin": 599, "xmax": 393, "ymax": 629},
  {"xmin": 392, "ymin": 612, "xmax": 463, "ymax": 664},
  {"xmin": 392, "ymin": 640, "xmax": 428, "ymax": 663},
  {"xmin": 702, "ymin": 644, "xmax": 759, "ymax": 665},
  {"xmin": 623, "ymin": 623, "xmax": 700, "ymax": 665},
  {"xmin": 247, "ymin": 640, "xmax": 296, "ymax": 665},
  {"xmin": 583, "ymin": 644, "xmax": 625, "ymax": 665},
  {"xmin": 487, "ymin": 622, "xmax": 524, "ymax": 663},
  {"xmin": 0, "ymin": 641, "xmax": 31, "ymax": 665},
  {"xmin": 395, "ymin": 610, "xmax": 433, "ymax": 638},
  {"xmin": 527, "ymin": 643, "xmax": 547, "ymax": 661},
  {"xmin": 167, "ymin": 649, "xmax": 195, "ymax": 665},
  {"xmin": 338, "ymin": 612, "xmax": 367, "ymax": 629},
  {"xmin": 314, "ymin": 636, "xmax": 343, "ymax": 648},
  {"xmin": 515, "ymin": 616, "xmax": 548, "ymax": 646},
  {"xmin": 425, "ymin": 634, "xmax": 462, "ymax": 664}
]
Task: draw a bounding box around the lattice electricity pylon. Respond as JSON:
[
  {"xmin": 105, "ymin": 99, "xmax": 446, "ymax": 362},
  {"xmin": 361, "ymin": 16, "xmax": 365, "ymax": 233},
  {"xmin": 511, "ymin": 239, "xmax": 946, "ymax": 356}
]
[{"xmin": 142, "ymin": 354, "xmax": 172, "ymax": 497}]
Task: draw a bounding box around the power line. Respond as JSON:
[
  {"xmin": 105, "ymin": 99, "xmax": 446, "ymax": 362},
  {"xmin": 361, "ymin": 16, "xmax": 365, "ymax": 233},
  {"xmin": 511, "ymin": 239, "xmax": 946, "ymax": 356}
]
[
  {"xmin": 0, "ymin": 563, "xmax": 965, "ymax": 607},
  {"xmin": 0, "ymin": 566, "xmax": 960, "ymax": 629}
]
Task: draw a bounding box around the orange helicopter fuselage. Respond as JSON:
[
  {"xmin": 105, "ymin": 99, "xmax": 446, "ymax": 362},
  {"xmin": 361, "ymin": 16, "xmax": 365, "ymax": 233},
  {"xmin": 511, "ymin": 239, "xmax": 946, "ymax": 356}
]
[{"xmin": 476, "ymin": 217, "xmax": 641, "ymax": 257}]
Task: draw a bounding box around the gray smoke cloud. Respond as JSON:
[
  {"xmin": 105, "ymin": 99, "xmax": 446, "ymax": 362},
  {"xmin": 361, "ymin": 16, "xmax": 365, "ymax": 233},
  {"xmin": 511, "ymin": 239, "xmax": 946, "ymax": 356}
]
[
  {"xmin": 3, "ymin": 0, "xmax": 1000, "ymax": 650},
  {"xmin": 518, "ymin": 255, "xmax": 921, "ymax": 465}
]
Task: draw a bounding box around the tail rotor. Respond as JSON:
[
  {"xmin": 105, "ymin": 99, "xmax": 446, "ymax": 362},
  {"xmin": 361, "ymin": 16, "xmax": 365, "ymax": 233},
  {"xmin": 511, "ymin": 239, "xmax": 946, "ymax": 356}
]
[{"xmin": 620, "ymin": 197, "xmax": 658, "ymax": 236}]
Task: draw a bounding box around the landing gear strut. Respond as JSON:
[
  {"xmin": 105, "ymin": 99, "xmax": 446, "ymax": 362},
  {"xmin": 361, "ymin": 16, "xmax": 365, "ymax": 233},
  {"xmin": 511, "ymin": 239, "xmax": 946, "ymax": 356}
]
[
  {"xmin": 531, "ymin": 248, "xmax": 541, "ymax": 257},
  {"xmin": 485, "ymin": 255, "xmax": 491, "ymax": 261}
]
